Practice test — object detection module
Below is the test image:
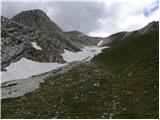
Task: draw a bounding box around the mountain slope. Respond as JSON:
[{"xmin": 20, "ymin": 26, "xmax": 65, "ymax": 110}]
[
  {"xmin": 64, "ymin": 31, "xmax": 102, "ymax": 49},
  {"xmin": 1, "ymin": 21, "xmax": 158, "ymax": 119},
  {"xmin": 1, "ymin": 16, "xmax": 36, "ymax": 69}
]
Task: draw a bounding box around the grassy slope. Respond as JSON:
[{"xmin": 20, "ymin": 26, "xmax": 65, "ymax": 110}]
[
  {"xmin": 93, "ymin": 29, "xmax": 159, "ymax": 118},
  {"xmin": 1, "ymin": 30, "xmax": 159, "ymax": 119}
]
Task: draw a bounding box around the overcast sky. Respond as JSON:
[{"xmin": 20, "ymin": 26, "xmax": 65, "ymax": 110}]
[{"xmin": 1, "ymin": 0, "xmax": 159, "ymax": 37}]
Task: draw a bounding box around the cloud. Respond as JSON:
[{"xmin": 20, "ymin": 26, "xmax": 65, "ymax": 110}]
[
  {"xmin": 1, "ymin": 1, "xmax": 44, "ymax": 18},
  {"xmin": 45, "ymin": 1, "xmax": 107, "ymax": 34},
  {"xmin": 143, "ymin": 0, "xmax": 159, "ymax": 17},
  {"xmin": 89, "ymin": 0, "xmax": 159, "ymax": 37},
  {"xmin": 1, "ymin": 0, "xmax": 159, "ymax": 37}
]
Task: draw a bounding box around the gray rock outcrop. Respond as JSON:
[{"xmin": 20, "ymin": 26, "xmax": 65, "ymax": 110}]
[{"xmin": 1, "ymin": 16, "xmax": 37, "ymax": 70}]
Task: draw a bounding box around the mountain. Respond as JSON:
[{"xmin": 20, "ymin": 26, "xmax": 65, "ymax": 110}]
[
  {"xmin": 11, "ymin": 9, "xmax": 80, "ymax": 61},
  {"xmin": 1, "ymin": 13, "xmax": 159, "ymax": 119},
  {"xmin": 11, "ymin": 9, "xmax": 103, "ymax": 49},
  {"xmin": 12, "ymin": 9, "xmax": 63, "ymax": 33},
  {"xmin": 1, "ymin": 9, "xmax": 105, "ymax": 70},
  {"xmin": 1, "ymin": 16, "xmax": 67, "ymax": 71},
  {"xmin": 2, "ymin": 9, "xmax": 159, "ymax": 70}
]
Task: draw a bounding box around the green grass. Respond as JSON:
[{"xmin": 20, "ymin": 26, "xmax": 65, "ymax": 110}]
[
  {"xmin": 1, "ymin": 29, "xmax": 159, "ymax": 119},
  {"xmin": 93, "ymin": 30, "xmax": 159, "ymax": 118}
]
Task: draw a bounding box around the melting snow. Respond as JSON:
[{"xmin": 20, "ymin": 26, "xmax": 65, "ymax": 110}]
[
  {"xmin": 31, "ymin": 42, "xmax": 42, "ymax": 50},
  {"xmin": 1, "ymin": 58, "xmax": 66, "ymax": 83}
]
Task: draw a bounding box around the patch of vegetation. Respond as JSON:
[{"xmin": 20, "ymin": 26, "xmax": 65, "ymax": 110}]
[{"xmin": 1, "ymin": 29, "xmax": 158, "ymax": 118}]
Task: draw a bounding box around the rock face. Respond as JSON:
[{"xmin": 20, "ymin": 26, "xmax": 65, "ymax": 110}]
[
  {"xmin": 1, "ymin": 16, "xmax": 36, "ymax": 70},
  {"xmin": 1, "ymin": 16, "xmax": 66, "ymax": 70},
  {"xmin": 12, "ymin": 9, "xmax": 63, "ymax": 33}
]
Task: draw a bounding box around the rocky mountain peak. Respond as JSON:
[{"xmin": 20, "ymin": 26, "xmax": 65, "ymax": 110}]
[{"xmin": 11, "ymin": 9, "xmax": 63, "ymax": 33}]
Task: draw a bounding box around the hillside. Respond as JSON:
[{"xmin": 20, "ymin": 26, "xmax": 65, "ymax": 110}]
[
  {"xmin": 102, "ymin": 21, "xmax": 159, "ymax": 46},
  {"xmin": 64, "ymin": 31, "xmax": 102, "ymax": 49},
  {"xmin": 93, "ymin": 27, "xmax": 159, "ymax": 118},
  {"xmin": 1, "ymin": 21, "xmax": 158, "ymax": 119}
]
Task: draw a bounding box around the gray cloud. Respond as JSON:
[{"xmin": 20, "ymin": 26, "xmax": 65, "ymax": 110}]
[
  {"xmin": 47, "ymin": 2, "xmax": 107, "ymax": 34},
  {"xmin": 1, "ymin": 2, "xmax": 42, "ymax": 18},
  {"xmin": 1, "ymin": 0, "xmax": 158, "ymax": 37},
  {"xmin": 1, "ymin": 1, "xmax": 107, "ymax": 34}
]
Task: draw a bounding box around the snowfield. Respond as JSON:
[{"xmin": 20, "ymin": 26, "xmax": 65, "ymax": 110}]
[
  {"xmin": 1, "ymin": 43, "xmax": 109, "ymax": 83},
  {"xmin": 1, "ymin": 58, "xmax": 66, "ymax": 83}
]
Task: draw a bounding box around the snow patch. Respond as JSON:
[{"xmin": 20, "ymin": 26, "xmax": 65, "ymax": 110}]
[
  {"xmin": 31, "ymin": 42, "xmax": 42, "ymax": 50},
  {"xmin": 97, "ymin": 40, "xmax": 103, "ymax": 46},
  {"xmin": 62, "ymin": 46, "xmax": 108, "ymax": 62},
  {"xmin": 1, "ymin": 58, "xmax": 66, "ymax": 83}
]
